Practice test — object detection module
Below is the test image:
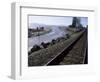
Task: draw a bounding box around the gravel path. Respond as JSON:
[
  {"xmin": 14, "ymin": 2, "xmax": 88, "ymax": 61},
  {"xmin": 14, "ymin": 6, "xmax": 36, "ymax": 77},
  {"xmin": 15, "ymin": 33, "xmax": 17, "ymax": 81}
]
[{"xmin": 59, "ymin": 30, "xmax": 87, "ymax": 65}]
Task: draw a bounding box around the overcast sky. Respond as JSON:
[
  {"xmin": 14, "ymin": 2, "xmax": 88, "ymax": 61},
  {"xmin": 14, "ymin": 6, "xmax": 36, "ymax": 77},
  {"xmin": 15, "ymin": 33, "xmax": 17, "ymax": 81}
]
[{"xmin": 29, "ymin": 15, "xmax": 88, "ymax": 27}]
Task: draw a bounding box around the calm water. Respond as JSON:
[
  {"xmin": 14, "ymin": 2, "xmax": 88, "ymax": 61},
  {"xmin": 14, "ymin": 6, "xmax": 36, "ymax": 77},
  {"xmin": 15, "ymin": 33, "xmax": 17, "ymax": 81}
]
[{"xmin": 28, "ymin": 26, "xmax": 67, "ymax": 51}]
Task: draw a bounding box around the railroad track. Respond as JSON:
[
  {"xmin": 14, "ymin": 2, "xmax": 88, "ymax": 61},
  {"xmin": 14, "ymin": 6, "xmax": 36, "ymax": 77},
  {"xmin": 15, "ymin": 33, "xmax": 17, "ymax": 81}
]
[{"xmin": 45, "ymin": 29, "xmax": 87, "ymax": 66}]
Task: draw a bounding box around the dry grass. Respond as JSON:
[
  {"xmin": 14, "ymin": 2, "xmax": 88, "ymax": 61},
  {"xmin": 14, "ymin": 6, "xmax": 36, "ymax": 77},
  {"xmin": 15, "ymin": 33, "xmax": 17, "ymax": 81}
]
[{"xmin": 28, "ymin": 30, "xmax": 84, "ymax": 66}]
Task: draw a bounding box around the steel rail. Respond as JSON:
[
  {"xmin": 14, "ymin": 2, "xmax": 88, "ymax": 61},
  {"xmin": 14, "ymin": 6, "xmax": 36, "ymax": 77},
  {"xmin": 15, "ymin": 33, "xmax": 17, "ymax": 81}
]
[{"xmin": 45, "ymin": 30, "xmax": 86, "ymax": 66}]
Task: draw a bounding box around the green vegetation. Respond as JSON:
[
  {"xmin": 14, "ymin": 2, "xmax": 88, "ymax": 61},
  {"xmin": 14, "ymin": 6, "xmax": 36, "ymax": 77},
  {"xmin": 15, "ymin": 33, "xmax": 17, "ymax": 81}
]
[
  {"xmin": 28, "ymin": 17, "xmax": 86, "ymax": 66},
  {"xmin": 28, "ymin": 29, "xmax": 84, "ymax": 66},
  {"xmin": 28, "ymin": 33, "xmax": 70, "ymax": 55}
]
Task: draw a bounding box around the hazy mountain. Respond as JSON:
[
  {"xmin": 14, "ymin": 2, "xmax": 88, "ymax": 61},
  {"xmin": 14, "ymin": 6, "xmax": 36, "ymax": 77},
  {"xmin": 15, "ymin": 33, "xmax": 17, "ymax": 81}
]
[
  {"xmin": 29, "ymin": 23, "xmax": 48, "ymax": 29},
  {"xmin": 29, "ymin": 23, "xmax": 68, "ymax": 29}
]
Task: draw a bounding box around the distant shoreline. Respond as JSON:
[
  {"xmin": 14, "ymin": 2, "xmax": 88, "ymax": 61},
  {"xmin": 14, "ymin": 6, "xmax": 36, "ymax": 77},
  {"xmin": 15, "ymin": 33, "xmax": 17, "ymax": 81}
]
[{"xmin": 28, "ymin": 27, "xmax": 52, "ymax": 38}]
